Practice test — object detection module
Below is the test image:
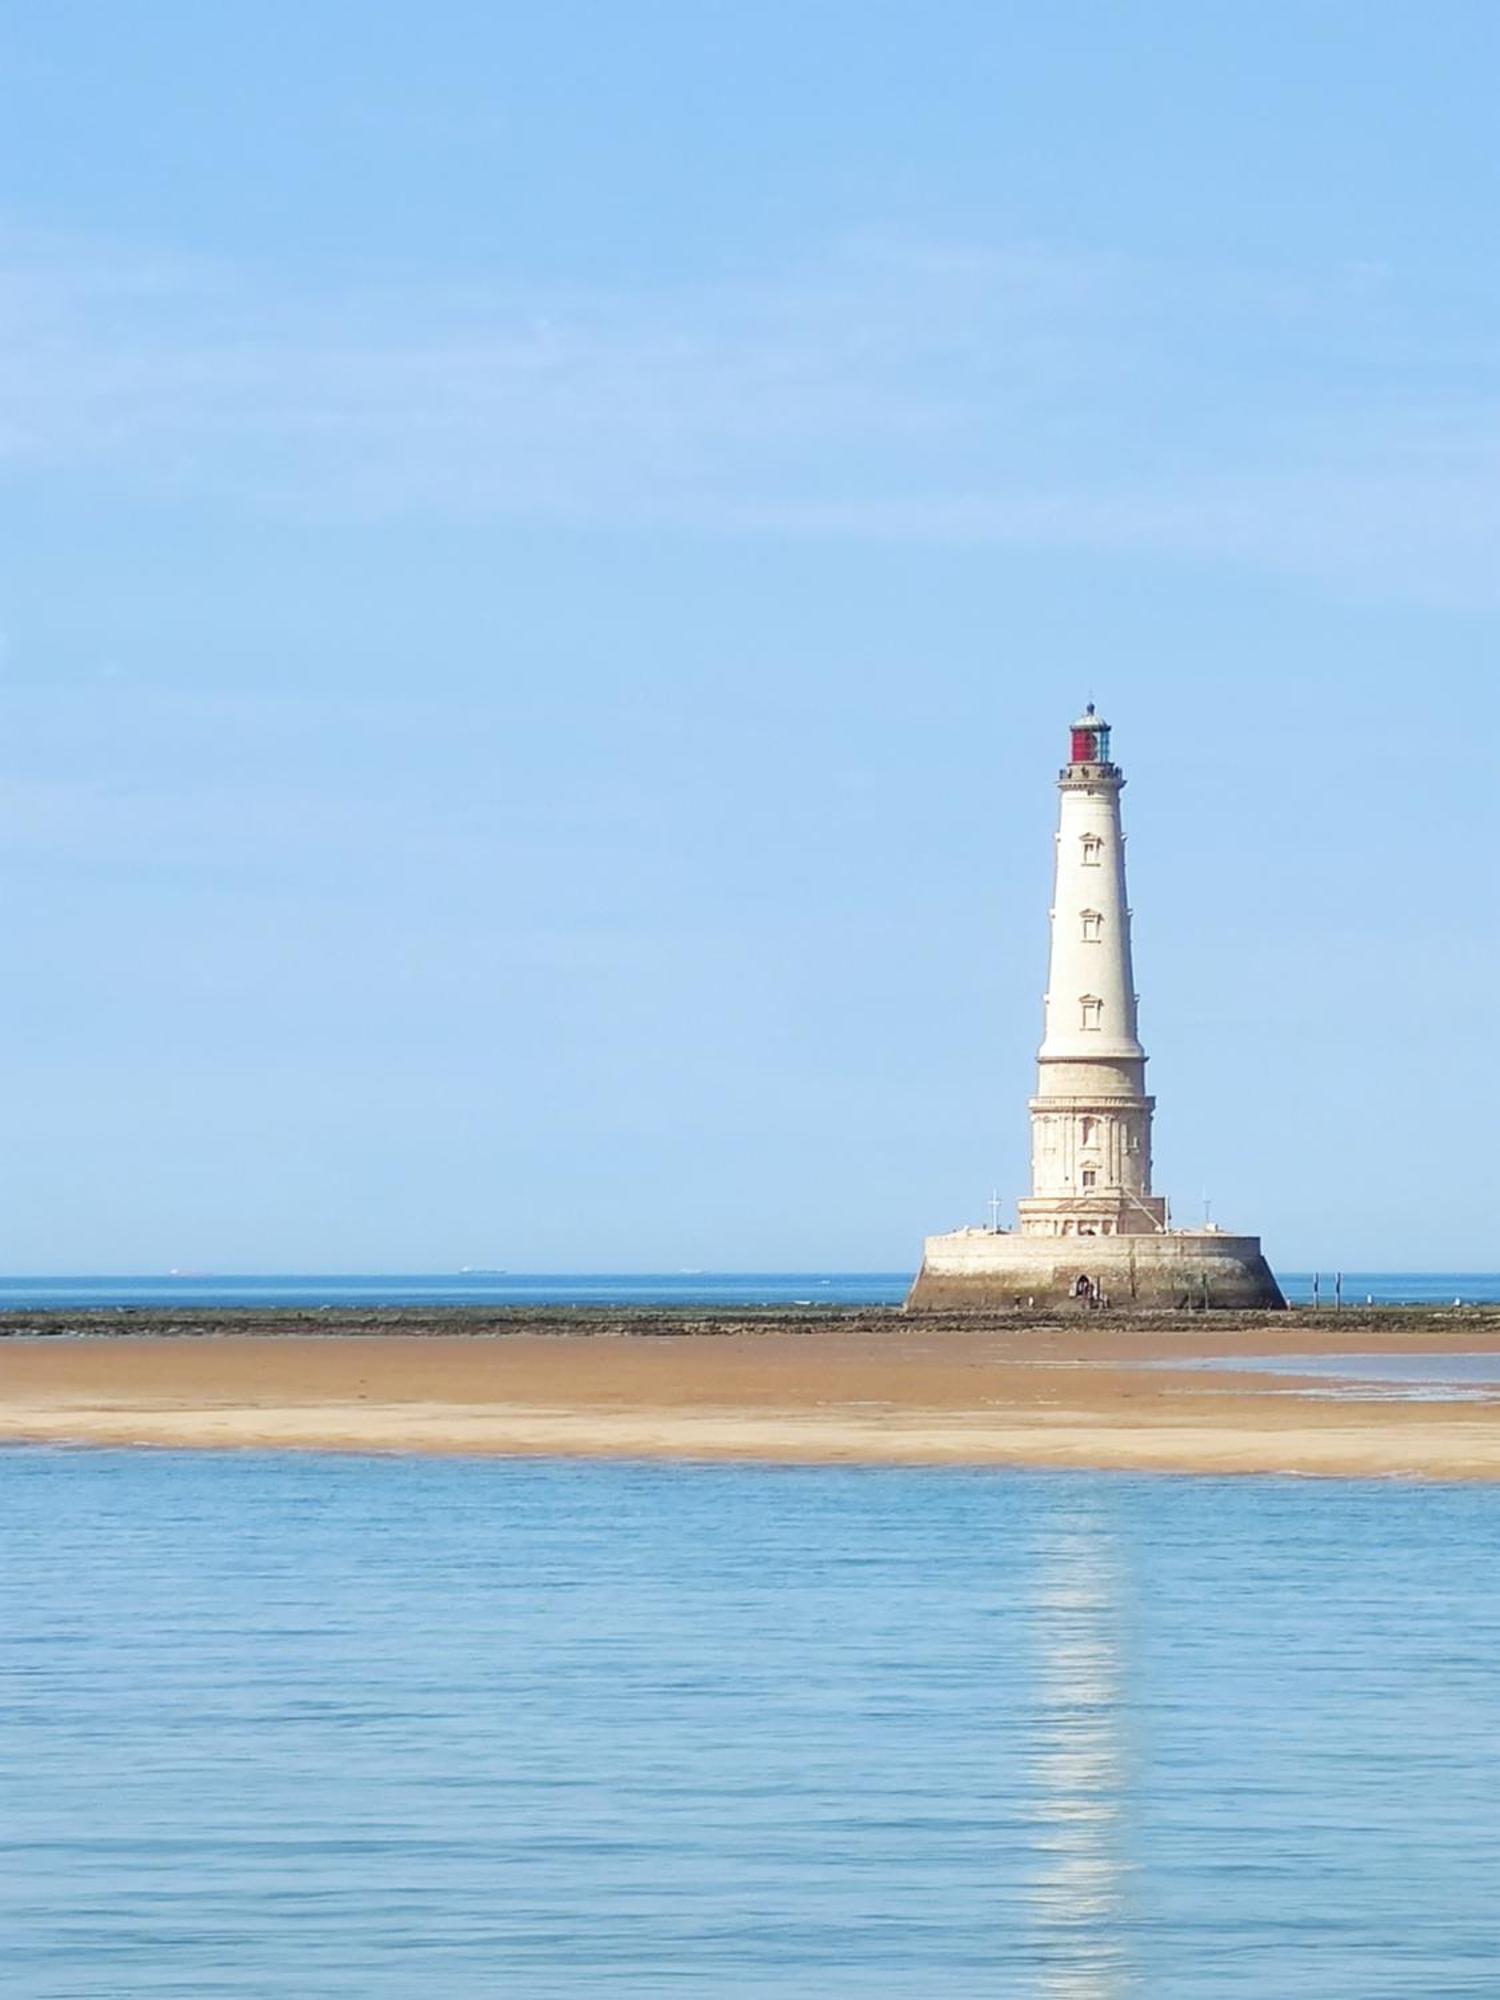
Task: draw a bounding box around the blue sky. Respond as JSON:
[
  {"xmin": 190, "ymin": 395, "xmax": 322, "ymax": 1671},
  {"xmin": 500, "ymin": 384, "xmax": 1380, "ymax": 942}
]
[{"xmin": 1, "ymin": 2, "xmax": 1496, "ymax": 1271}]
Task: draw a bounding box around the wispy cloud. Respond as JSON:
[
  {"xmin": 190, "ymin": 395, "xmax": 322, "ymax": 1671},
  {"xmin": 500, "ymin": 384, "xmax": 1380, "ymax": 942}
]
[{"xmin": 1, "ymin": 225, "xmax": 1498, "ymax": 602}]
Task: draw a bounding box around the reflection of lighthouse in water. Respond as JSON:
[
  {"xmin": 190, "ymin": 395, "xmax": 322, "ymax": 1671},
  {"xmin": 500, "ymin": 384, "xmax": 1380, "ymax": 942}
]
[{"xmin": 1026, "ymin": 1496, "xmax": 1133, "ymax": 1999}]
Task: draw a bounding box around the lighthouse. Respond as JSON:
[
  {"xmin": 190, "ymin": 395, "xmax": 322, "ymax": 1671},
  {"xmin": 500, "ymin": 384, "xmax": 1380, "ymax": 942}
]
[{"xmin": 906, "ymin": 707, "xmax": 1283, "ymax": 1311}]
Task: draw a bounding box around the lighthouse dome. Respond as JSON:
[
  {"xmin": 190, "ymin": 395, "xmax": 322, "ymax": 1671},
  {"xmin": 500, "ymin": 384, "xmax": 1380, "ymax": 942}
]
[{"xmin": 1068, "ymin": 705, "xmax": 1112, "ymax": 766}]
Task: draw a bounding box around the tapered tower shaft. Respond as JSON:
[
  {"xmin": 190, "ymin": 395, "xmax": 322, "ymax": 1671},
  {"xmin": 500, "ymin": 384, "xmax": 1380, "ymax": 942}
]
[{"xmin": 1016, "ymin": 707, "xmax": 1165, "ymax": 1238}]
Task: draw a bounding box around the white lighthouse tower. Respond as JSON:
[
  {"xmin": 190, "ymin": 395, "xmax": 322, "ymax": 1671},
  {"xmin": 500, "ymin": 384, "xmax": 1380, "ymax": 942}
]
[
  {"xmin": 1018, "ymin": 704, "xmax": 1164, "ymax": 1242},
  {"xmin": 907, "ymin": 706, "xmax": 1283, "ymax": 1311}
]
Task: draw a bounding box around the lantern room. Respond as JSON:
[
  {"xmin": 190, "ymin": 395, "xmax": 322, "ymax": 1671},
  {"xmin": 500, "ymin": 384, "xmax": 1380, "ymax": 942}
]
[{"xmin": 1069, "ymin": 704, "xmax": 1111, "ymax": 766}]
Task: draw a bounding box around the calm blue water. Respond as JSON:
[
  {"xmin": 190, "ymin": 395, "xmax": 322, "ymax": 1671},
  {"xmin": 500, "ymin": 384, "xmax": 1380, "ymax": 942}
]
[
  {"xmin": 0, "ymin": 1272, "xmax": 909, "ymax": 1309},
  {"xmin": 2, "ymin": 1271, "xmax": 1499, "ymax": 1308},
  {"xmin": 5, "ymin": 1452, "xmax": 1500, "ymax": 1996},
  {"xmin": 1163, "ymin": 1352, "xmax": 1500, "ymax": 1399}
]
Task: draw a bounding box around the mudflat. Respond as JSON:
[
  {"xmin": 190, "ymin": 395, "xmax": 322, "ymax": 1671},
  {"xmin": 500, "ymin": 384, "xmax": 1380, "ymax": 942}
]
[{"xmin": 6, "ymin": 1307, "xmax": 1500, "ymax": 1478}]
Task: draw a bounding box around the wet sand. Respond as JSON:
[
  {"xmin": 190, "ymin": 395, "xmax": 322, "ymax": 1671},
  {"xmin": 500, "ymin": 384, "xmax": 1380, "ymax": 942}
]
[{"xmin": 7, "ymin": 1306, "xmax": 1500, "ymax": 1478}]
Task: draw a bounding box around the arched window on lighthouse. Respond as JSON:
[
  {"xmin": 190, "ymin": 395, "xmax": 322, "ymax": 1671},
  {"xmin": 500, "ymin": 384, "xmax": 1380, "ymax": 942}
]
[
  {"xmin": 1081, "ymin": 834, "xmax": 1103, "ymax": 866},
  {"xmin": 1081, "ymin": 909, "xmax": 1103, "ymax": 941},
  {"xmin": 1080, "ymin": 996, "xmax": 1103, "ymax": 1031}
]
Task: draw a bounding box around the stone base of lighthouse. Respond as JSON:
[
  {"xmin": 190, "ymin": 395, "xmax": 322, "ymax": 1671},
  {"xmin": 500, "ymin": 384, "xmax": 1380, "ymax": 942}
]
[{"xmin": 905, "ymin": 1227, "xmax": 1286, "ymax": 1312}]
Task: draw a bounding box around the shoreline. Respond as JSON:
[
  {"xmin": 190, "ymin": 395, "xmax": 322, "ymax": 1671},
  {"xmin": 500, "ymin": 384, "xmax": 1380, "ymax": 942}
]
[{"xmin": 7, "ymin": 1307, "xmax": 1500, "ymax": 1479}]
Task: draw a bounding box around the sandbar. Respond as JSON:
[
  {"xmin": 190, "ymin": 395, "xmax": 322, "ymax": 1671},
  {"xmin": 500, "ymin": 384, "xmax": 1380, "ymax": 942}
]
[{"xmin": 6, "ymin": 1306, "xmax": 1500, "ymax": 1478}]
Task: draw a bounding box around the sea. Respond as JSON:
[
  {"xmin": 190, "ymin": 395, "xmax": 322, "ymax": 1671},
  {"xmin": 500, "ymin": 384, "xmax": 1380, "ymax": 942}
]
[
  {"xmin": 2, "ymin": 1269, "xmax": 1499, "ymax": 1309},
  {"xmin": 6, "ymin": 1455, "xmax": 1500, "ymax": 1996},
  {"xmin": 7, "ymin": 1275, "xmax": 1500, "ymax": 1995}
]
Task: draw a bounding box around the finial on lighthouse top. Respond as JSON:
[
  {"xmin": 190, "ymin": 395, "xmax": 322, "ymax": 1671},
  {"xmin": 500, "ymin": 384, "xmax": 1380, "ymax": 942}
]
[{"xmin": 1068, "ymin": 702, "xmax": 1112, "ymax": 768}]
